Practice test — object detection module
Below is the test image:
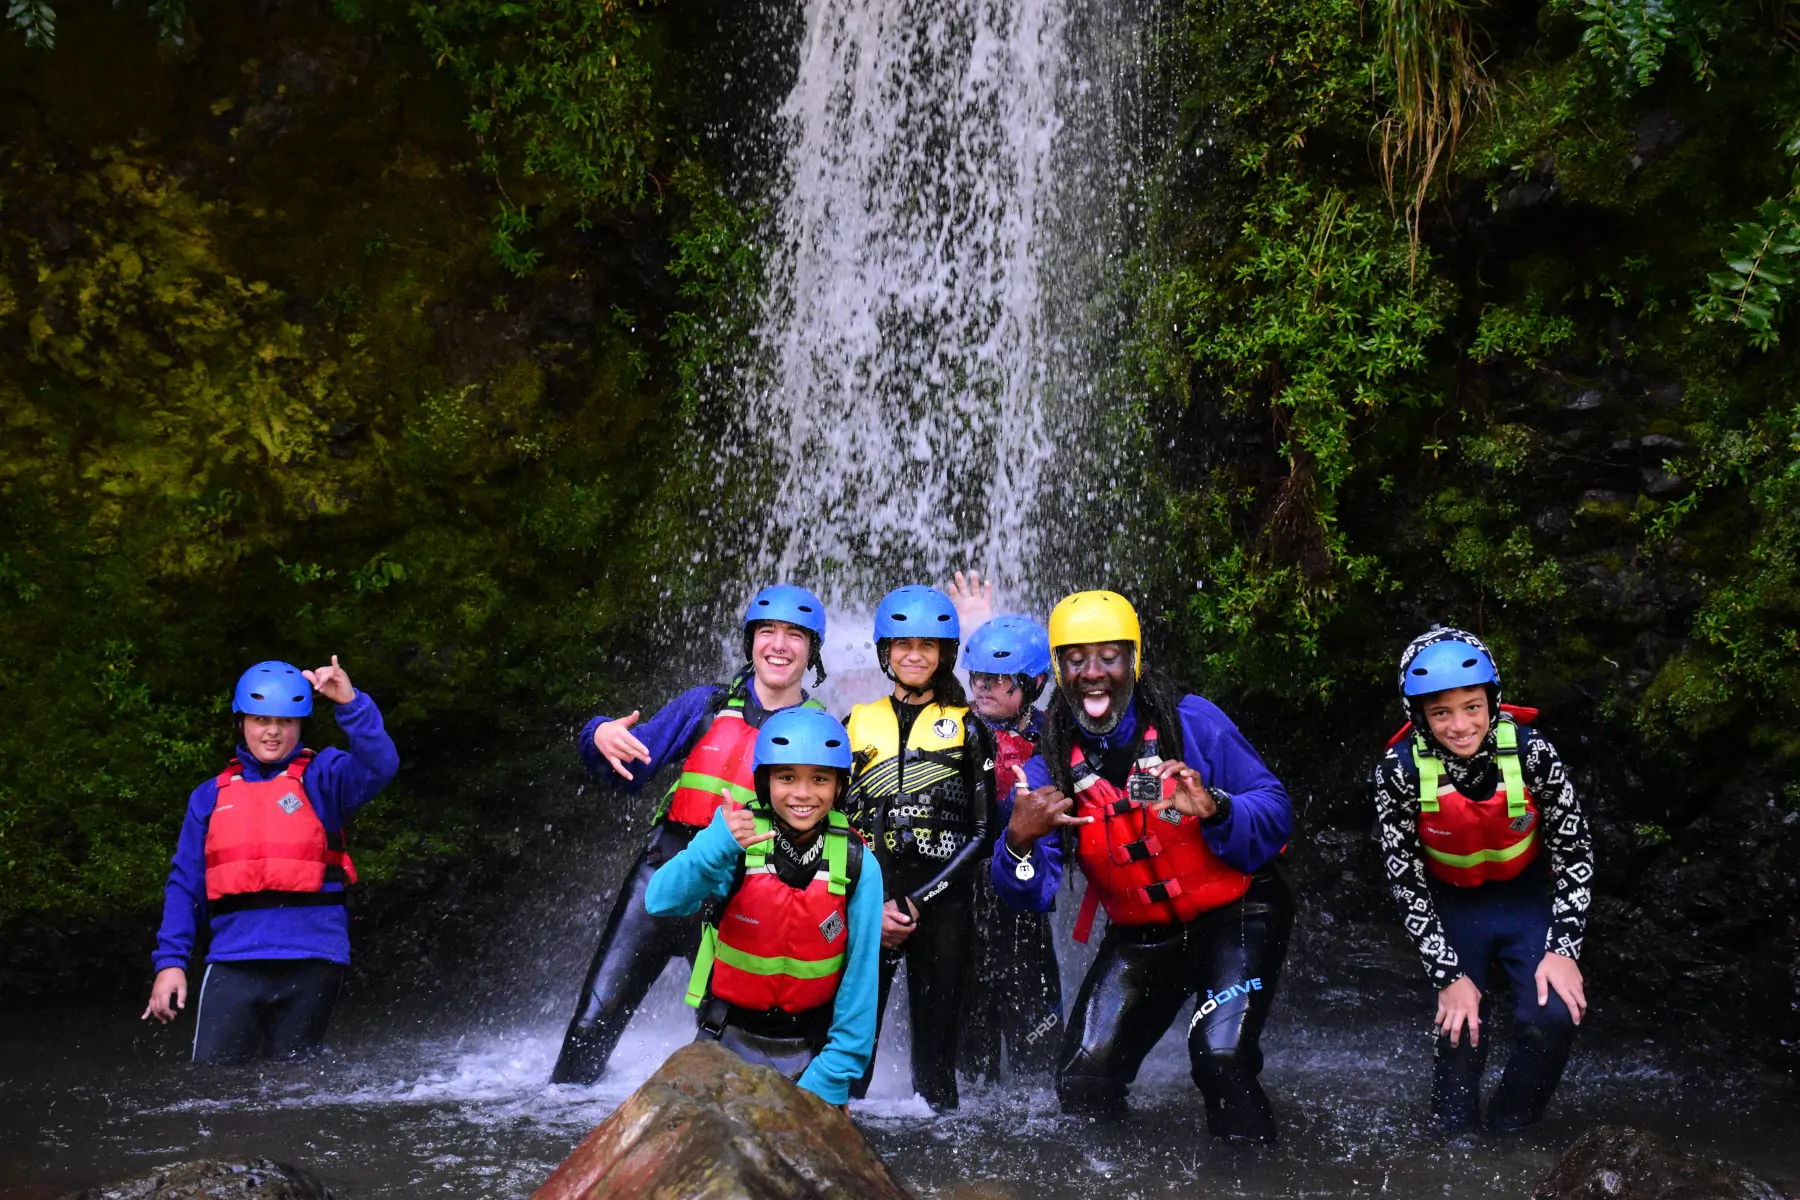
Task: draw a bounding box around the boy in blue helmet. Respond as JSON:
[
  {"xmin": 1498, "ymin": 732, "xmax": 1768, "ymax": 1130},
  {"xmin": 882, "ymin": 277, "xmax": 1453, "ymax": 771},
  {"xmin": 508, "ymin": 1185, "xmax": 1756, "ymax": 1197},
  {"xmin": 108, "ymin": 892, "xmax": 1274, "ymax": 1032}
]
[
  {"xmin": 142, "ymin": 657, "xmax": 399, "ymax": 1063},
  {"xmin": 959, "ymin": 614, "xmax": 1063, "ymax": 1081},
  {"xmin": 645, "ymin": 709, "xmax": 882, "ymax": 1106},
  {"xmin": 551, "ymin": 585, "xmax": 831, "ymax": 1084},
  {"xmin": 841, "ymin": 584, "xmax": 995, "ymax": 1112},
  {"xmin": 1373, "ymin": 627, "xmax": 1593, "ymax": 1134}
]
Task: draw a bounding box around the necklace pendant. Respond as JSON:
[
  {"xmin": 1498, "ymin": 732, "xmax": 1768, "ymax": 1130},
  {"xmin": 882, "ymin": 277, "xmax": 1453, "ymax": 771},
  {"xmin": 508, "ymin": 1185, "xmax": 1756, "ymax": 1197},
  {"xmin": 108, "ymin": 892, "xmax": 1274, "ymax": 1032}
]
[{"xmin": 1014, "ymin": 857, "xmax": 1036, "ymax": 882}]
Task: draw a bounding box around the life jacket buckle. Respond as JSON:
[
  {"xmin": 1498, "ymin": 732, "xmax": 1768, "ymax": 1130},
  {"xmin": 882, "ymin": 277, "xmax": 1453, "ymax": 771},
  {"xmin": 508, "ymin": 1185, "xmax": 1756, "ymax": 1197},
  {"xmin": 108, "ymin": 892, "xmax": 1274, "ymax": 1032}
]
[
  {"xmin": 1138, "ymin": 877, "xmax": 1183, "ymax": 905},
  {"xmin": 1110, "ymin": 836, "xmax": 1162, "ymax": 866},
  {"xmin": 1108, "ymin": 797, "xmax": 1136, "ymax": 816}
]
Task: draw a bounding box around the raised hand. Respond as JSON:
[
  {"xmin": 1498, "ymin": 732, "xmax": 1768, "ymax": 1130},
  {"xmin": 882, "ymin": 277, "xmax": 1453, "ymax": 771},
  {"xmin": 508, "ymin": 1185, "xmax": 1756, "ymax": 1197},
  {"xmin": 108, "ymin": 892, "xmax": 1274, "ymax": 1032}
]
[
  {"xmin": 593, "ymin": 710, "xmax": 652, "ymax": 780},
  {"xmin": 302, "ymin": 655, "xmax": 356, "ymax": 705},
  {"xmin": 1005, "ymin": 764, "xmax": 1092, "ymax": 852},
  {"xmin": 724, "ymin": 798, "xmax": 776, "ymax": 851},
  {"xmin": 1150, "ymin": 760, "xmax": 1217, "ymax": 821},
  {"xmin": 947, "ymin": 570, "xmax": 996, "ymax": 631}
]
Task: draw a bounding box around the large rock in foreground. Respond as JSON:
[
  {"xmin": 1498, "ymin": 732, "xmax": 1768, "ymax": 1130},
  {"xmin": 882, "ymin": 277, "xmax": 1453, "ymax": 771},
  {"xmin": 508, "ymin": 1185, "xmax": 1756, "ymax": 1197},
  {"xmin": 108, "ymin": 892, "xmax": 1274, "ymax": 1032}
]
[
  {"xmin": 61, "ymin": 1159, "xmax": 332, "ymax": 1200},
  {"xmin": 1534, "ymin": 1127, "xmax": 1785, "ymax": 1200},
  {"xmin": 532, "ymin": 1042, "xmax": 913, "ymax": 1200}
]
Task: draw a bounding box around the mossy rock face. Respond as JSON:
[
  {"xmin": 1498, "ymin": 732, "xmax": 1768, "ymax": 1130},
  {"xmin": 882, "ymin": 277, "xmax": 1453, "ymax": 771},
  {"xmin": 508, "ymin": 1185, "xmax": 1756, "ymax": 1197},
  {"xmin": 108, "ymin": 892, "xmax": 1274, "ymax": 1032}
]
[{"xmin": 61, "ymin": 1158, "xmax": 333, "ymax": 1200}]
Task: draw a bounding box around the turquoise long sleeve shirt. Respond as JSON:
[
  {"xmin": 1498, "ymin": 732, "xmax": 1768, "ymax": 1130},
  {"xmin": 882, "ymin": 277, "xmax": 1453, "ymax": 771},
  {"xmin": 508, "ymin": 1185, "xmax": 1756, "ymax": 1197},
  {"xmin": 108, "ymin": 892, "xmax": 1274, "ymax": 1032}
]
[{"xmin": 643, "ymin": 808, "xmax": 883, "ymax": 1106}]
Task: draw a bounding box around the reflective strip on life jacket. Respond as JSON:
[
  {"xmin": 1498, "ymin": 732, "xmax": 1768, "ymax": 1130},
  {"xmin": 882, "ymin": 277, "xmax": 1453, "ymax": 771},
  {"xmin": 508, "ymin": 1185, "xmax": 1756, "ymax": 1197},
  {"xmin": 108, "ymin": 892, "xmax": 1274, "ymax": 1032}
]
[
  {"xmin": 658, "ymin": 693, "xmax": 825, "ymax": 827},
  {"xmin": 685, "ymin": 808, "xmax": 856, "ymax": 1015},
  {"xmin": 1412, "ymin": 717, "xmax": 1541, "ymax": 887},
  {"xmin": 845, "ymin": 698, "xmax": 974, "ymax": 857}
]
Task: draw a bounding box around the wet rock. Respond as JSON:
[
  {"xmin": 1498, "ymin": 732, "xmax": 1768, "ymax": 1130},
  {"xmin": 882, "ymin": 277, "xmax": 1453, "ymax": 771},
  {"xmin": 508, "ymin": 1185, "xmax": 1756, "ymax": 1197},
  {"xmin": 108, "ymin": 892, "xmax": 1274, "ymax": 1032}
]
[
  {"xmin": 531, "ymin": 1041, "xmax": 914, "ymax": 1200},
  {"xmin": 1533, "ymin": 1126, "xmax": 1784, "ymax": 1199},
  {"xmin": 61, "ymin": 1159, "xmax": 332, "ymax": 1200}
]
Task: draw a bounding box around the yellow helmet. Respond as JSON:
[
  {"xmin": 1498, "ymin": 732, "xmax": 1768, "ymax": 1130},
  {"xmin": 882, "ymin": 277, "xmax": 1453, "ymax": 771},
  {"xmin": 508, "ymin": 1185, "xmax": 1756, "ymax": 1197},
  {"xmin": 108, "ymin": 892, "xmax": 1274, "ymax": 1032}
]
[{"xmin": 1047, "ymin": 590, "xmax": 1143, "ymax": 682}]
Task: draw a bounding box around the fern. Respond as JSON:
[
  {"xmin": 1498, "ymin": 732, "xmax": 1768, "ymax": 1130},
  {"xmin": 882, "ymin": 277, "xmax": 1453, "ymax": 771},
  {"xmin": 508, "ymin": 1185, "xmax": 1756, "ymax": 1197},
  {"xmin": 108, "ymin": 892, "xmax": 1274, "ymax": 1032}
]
[
  {"xmin": 7, "ymin": 0, "xmax": 54, "ymax": 48},
  {"xmin": 1694, "ymin": 200, "xmax": 1800, "ymax": 349},
  {"xmin": 1562, "ymin": 0, "xmax": 1675, "ymax": 90}
]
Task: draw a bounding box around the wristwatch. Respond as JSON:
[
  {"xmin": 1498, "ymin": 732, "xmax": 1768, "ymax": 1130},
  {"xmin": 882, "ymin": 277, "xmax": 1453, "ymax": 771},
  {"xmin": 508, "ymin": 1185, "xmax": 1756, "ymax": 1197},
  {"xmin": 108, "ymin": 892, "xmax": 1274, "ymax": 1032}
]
[{"xmin": 1202, "ymin": 789, "xmax": 1234, "ymax": 826}]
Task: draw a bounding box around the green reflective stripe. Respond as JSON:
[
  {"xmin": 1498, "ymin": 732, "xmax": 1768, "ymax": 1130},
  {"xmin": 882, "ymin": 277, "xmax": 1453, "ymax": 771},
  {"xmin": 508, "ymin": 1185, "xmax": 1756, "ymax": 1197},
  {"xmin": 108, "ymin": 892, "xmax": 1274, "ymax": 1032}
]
[
  {"xmin": 686, "ymin": 923, "xmax": 720, "ymax": 1008},
  {"xmin": 745, "ymin": 808, "xmax": 774, "ymax": 866},
  {"xmin": 1424, "ymin": 829, "xmax": 1538, "ymax": 869},
  {"xmin": 675, "ymin": 771, "xmax": 757, "ymax": 806},
  {"xmin": 1494, "ymin": 720, "xmax": 1527, "ymax": 817},
  {"xmin": 825, "ymin": 810, "xmax": 849, "ymax": 895},
  {"xmin": 715, "ymin": 940, "xmax": 845, "ymax": 980}
]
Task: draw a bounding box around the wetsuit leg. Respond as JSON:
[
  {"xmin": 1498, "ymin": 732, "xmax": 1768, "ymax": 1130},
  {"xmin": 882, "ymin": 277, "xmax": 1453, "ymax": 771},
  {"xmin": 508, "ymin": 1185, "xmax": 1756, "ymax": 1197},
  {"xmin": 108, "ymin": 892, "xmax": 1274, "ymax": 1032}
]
[
  {"xmin": 191, "ymin": 962, "xmax": 268, "ymax": 1064},
  {"xmin": 903, "ymin": 884, "xmax": 973, "ymax": 1111},
  {"xmin": 958, "ymin": 879, "xmax": 1004, "ymax": 1084},
  {"xmin": 1056, "ymin": 927, "xmax": 1192, "ymax": 1117},
  {"xmin": 711, "ymin": 1026, "xmax": 820, "ymax": 1083},
  {"xmin": 1185, "ymin": 868, "xmax": 1294, "ymax": 1142},
  {"xmin": 1483, "ymin": 882, "xmax": 1576, "ymax": 1133},
  {"xmin": 994, "ymin": 900, "xmax": 1064, "ymax": 1077},
  {"xmin": 261, "ymin": 961, "xmax": 346, "ymax": 1060},
  {"xmin": 551, "ymin": 846, "xmax": 694, "ymax": 1084}
]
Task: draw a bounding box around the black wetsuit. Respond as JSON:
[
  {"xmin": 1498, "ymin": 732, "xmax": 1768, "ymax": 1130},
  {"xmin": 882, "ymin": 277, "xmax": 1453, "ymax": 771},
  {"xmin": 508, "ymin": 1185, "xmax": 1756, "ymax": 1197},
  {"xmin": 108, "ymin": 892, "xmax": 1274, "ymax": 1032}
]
[
  {"xmin": 191, "ymin": 960, "xmax": 344, "ymax": 1063},
  {"xmin": 845, "ymin": 698, "xmax": 996, "ymax": 1111}
]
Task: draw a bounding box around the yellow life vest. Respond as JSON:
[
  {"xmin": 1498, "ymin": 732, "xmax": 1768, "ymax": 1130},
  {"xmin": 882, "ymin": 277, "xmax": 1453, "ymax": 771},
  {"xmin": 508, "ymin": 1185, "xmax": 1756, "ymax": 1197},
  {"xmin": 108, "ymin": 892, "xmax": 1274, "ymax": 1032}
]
[{"xmin": 845, "ymin": 698, "xmax": 974, "ymax": 860}]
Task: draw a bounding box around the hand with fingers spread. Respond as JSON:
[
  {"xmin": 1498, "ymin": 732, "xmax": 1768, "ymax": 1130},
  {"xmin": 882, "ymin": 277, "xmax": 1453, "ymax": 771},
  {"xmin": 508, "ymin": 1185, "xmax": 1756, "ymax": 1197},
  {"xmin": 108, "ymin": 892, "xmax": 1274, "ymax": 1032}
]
[
  {"xmin": 1149, "ymin": 760, "xmax": 1217, "ymax": 821},
  {"xmin": 593, "ymin": 710, "xmax": 652, "ymax": 780},
  {"xmin": 303, "ymin": 655, "xmax": 356, "ymax": 706},
  {"xmin": 1437, "ymin": 975, "xmax": 1482, "ymax": 1047},
  {"xmin": 1535, "ymin": 951, "xmax": 1586, "ymax": 1024},
  {"xmin": 724, "ymin": 799, "xmax": 776, "ymax": 852},
  {"xmin": 946, "ymin": 570, "xmax": 996, "ymax": 632},
  {"xmin": 881, "ymin": 897, "xmax": 920, "ymax": 948},
  {"xmin": 1005, "ymin": 764, "xmax": 1092, "ymax": 853},
  {"xmin": 141, "ymin": 966, "xmax": 187, "ymax": 1024}
]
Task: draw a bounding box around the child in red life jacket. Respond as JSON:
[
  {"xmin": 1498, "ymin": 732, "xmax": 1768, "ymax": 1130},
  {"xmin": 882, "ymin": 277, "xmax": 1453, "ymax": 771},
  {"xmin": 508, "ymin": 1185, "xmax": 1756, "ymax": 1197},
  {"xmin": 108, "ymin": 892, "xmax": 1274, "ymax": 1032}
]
[
  {"xmin": 644, "ymin": 709, "xmax": 882, "ymax": 1107},
  {"xmin": 1373, "ymin": 628, "xmax": 1594, "ymax": 1134},
  {"xmin": 958, "ymin": 612, "xmax": 1063, "ymax": 1081},
  {"xmin": 142, "ymin": 657, "xmax": 399, "ymax": 1063}
]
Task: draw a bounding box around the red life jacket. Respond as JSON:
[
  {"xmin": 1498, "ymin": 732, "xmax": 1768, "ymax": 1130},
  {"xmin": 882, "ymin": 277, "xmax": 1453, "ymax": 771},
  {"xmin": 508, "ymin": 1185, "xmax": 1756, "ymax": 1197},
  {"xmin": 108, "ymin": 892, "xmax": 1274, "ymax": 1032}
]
[
  {"xmin": 991, "ymin": 724, "xmax": 1037, "ymax": 791},
  {"xmin": 204, "ymin": 752, "xmax": 357, "ymax": 912},
  {"xmin": 1069, "ymin": 726, "xmax": 1251, "ymax": 942},
  {"xmin": 686, "ymin": 809, "xmax": 861, "ymax": 1014},
  {"xmin": 1397, "ymin": 713, "xmax": 1540, "ymax": 887},
  {"xmin": 658, "ymin": 694, "xmax": 826, "ymax": 828}
]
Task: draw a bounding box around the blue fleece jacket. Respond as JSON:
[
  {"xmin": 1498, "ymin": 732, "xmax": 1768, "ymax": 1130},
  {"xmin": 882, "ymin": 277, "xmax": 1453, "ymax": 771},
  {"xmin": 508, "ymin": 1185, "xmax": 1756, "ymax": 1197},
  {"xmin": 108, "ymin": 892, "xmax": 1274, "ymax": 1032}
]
[
  {"xmin": 643, "ymin": 808, "xmax": 883, "ymax": 1106},
  {"xmin": 579, "ymin": 680, "xmax": 799, "ymax": 792},
  {"xmin": 991, "ymin": 694, "xmax": 1291, "ymax": 913},
  {"xmin": 152, "ymin": 691, "xmax": 400, "ymax": 971}
]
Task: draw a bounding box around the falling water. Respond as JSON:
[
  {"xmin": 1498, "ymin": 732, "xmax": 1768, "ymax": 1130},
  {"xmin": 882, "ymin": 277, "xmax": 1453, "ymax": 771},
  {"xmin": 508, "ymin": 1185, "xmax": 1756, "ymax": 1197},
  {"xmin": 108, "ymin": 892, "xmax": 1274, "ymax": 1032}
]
[{"xmin": 704, "ymin": 0, "xmax": 1148, "ymax": 644}]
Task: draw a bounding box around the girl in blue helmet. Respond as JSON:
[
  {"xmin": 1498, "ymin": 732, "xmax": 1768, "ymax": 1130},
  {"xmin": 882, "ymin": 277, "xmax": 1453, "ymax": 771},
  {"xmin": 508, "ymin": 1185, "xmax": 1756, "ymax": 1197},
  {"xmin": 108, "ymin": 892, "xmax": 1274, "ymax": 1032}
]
[
  {"xmin": 552, "ymin": 584, "xmax": 832, "ymax": 1084},
  {"xmin": 644, "ymin": 709, "xmax": 883, "ymax": 1106},
  {"xmin": 840, "ymin": 584, "xmax": 995, "ymax": 1112},
  {"xmin": 141, "ymin": 656, "xmax": 399, "ymax": 1062},
  {"xmin": 1373, "ymin": 627, "xmax": 1594, "ymax": 1134}
]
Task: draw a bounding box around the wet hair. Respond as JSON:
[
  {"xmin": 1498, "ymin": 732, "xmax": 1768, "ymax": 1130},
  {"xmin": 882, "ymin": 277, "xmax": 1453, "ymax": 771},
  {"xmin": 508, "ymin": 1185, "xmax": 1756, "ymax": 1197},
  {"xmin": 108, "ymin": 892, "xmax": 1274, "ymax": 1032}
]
[
  {"xmin": 877, "ymin": 637, "xmax": 966, "ymax": 707},
  {"xmin": 743, "ymin": 621, "xmax": 827, "ymax": 688},
  {"xmin": 1037, "ymin": 665, "xmax": 1188, "ymax": 795}
]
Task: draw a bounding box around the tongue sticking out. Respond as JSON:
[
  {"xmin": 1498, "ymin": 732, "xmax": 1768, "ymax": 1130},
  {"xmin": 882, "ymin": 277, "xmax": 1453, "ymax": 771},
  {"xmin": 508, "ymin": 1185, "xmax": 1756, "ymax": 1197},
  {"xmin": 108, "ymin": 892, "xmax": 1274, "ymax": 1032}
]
[{"xmin": 1083, "ymin": 694, "xmax": 1112, "ymax": 720}]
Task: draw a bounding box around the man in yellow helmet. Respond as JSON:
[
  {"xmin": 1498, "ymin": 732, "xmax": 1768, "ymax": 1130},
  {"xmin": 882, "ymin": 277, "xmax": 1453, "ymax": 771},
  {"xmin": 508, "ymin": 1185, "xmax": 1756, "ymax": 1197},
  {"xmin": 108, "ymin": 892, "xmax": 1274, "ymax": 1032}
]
[{"xmin": 991, "ymin": 591, "xmax": 1294, "ymax": 1140}]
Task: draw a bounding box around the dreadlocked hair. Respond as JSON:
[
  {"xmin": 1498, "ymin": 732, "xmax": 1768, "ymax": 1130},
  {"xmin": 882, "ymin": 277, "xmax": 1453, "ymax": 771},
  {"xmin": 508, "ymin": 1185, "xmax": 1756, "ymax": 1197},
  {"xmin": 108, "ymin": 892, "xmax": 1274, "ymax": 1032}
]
[{"xmin": 1037, "ymin": 665, "xmax": 1189, "ymax": 795}]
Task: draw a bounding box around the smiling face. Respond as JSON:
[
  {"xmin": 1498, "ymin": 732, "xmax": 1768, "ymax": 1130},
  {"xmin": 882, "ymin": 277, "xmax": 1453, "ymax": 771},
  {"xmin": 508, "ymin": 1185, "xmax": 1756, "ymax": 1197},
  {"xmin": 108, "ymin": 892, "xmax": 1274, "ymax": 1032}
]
[
  {"xmin": 1422, "ymin": 685, "xmax": 1492, "ymax": 759},
  {"xmin": 970, "ymin": 671, "xmax": 1027, "ymax": 722},
  {"xmin": 750, "ymin": 620, "xmax": 812, "ymax": 693},
  {"xmin": 1057, "ymin": 641, "xmax": 1134, "ymax": 735},
  {"xmin": 242, "ymin": 714, "xmax": 302, "ymax": 764},
  {"xmin": 766, "ymin": 763, "xmax": 841, "ymax": 835},
  {"xmin": 886, "ymin": 636, "xmax": 941, "ymax": 692}
]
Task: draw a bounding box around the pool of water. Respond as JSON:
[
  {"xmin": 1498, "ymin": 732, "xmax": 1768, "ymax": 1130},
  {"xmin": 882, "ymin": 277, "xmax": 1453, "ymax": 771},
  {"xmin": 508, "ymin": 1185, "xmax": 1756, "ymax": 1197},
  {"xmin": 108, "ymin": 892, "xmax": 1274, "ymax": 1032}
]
[{"xmin": 2, "ymin": 956, "xmax": 1796, "ymax": 1199}]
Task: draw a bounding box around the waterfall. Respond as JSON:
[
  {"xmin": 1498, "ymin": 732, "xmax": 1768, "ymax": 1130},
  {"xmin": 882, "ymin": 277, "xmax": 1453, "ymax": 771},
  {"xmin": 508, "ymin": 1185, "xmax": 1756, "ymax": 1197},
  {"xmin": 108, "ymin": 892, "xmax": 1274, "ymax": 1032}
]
[{"xmin": 700, "ymin": 0, "xmax": 1147, "ymax": 689}]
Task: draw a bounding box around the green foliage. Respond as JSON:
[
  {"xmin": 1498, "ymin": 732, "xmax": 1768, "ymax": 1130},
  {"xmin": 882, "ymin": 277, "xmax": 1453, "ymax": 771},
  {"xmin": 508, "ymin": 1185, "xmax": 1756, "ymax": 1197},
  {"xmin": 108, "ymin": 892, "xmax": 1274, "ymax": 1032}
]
[
  {"xmin": 1469, "ymin": 294, "xmax": 1577, "ymax": 365},
  {"xmin": 664, "ymin": 160, "xmax": 765, "ymax": 420},
  {"xmin": 1695, "ymin": 197, "xmax": 1800, "ymax": 348},
  {"xmin": 1557, "ymin": 0, "xmax": 1678, "ymax": 90},
  {"xmin": 414, "ymin": 0, "xmax": 671, "ymax": 274},
  {"xmin": 8, "ymin": 0, "xmax": 52, "ymax": 47}
]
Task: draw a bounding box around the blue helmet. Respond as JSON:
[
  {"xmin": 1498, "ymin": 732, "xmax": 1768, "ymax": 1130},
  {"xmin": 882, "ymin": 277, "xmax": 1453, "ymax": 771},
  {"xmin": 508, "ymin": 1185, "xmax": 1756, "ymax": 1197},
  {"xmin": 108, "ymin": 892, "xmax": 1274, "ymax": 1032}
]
[
  {"xmin": 873, "ymin": 585, "xmax": 960, "ymax": 642},
  {"xmin": 753, "ymin": 708, "xmax": 854, "ymax": 772},
  {"xmin": 744, "ymin": 584, "xmax": 827, "ymax": 640},
  {"xmin": 965, "ymin": 615, "xmax": 1051, "ymax": 679},
  {"xmin": 232, "ymin": 660, "xmax": 312, "ymax": 717},
  {"xmin": 1400, "ymin": 638, "xmax": 1498, "ymax": 698}
]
